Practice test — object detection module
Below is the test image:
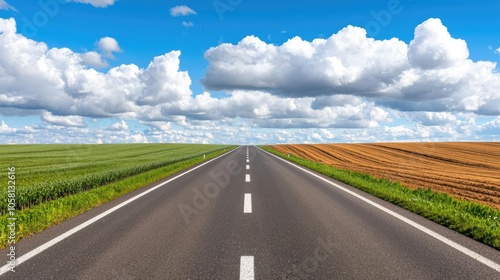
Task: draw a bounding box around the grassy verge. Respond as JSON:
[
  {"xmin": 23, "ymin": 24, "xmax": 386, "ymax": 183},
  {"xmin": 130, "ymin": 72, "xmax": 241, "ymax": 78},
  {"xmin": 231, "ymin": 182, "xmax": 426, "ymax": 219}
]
[
  {"xmin": 261, "ymin": 146, "xmax": 500, "ymax": 250},
  {"xmin": 0, "ymin": 147, "xmax": 236, "ymax": 248}
]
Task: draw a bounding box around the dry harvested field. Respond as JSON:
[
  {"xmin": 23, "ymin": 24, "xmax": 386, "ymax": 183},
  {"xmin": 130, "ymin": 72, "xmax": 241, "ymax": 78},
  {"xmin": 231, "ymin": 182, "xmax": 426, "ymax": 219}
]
[{"xmin": 270, "ymin": 143, "xmax": 500, "ymax": 209}]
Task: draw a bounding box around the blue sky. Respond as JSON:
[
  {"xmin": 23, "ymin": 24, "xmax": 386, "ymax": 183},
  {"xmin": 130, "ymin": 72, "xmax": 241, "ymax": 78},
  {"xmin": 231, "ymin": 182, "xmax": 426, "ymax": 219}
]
[{"xmin": 0, "ymin": 0, "xmax": 499, "ymax": 144}]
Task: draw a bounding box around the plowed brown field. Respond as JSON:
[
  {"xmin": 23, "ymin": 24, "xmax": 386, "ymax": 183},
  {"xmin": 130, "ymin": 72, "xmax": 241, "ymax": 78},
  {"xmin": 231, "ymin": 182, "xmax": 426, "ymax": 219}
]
[{"xmin": 270, "ymin": 143, "xmax": 500, "ymax": 209}]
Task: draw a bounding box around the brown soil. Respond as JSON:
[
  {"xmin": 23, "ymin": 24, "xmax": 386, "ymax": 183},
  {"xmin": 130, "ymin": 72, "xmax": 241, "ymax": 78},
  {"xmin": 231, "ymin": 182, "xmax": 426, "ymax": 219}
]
[{"xmin": 270, "ymin": 143, "xmax": 500, "ymax": 209}]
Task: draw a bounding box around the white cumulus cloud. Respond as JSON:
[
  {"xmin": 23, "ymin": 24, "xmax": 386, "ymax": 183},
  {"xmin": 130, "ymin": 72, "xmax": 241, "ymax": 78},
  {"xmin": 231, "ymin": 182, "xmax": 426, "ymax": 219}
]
[
  {"xmin": 182, "ymin": 21, "xmax": 194, "ymax": 28},
  {"xmin": 1, "ymin": 17, "xmax": 500, "ymax": 144},
  {"xmin": 141, "ymin": 121, "xmax": 171, "ymax": 131},
  {"xmin": 203, "ymin": 18, "xmax": 500, "ymax": 116},
  {"xmin": 0, "ymin": 18, "xmax": 192, "ymax": 119},
  {"xmin": 127, "ymin": 133, "xmax": 148, "ymax": 143},
  {"xmin": 41, "ymin": 112, "xmax": 86, "ymax": 127},
  {"xmin": 170, "ymin": 5, "xmax": 197, "ymax": 16},
  {"xmin": 108, "ymin": 120, "xmax": 129, "ymax": 131},
  {"xmin": 80, "ymin": 51, "xmax": 109, "ymax": 68},
  {"xmin": 408, "ymin": 19, "xmax": 468, "ymax": 69},
  {"xmin": 0, "ymin": 120, "xmax": 16, "ymax": 133},
  {"xmin": 203, "ymin": 29, "xmax": 408, "ymax": 97},
  {"xmin": 407, "ymin": 112, "xmax": 458, "ymax": 126},
  {"xmin": 97, "ymin": 37, "xmax": 122, "ymax": 58},
  {"xmin": 70, "ymin": 0, "xmax": 116, "ymax": 8}
]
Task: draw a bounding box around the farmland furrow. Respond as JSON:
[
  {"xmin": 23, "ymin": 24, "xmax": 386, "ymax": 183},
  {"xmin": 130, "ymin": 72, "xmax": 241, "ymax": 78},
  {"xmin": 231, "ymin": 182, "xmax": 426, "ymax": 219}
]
[{"xmin": 271, "ymin": 143, "xmax": 500, "ymax": 209}]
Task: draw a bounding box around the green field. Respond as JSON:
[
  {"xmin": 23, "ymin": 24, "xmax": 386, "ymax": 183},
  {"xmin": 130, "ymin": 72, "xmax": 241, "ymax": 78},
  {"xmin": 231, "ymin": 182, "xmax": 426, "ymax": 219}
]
[
  {"xmin": 1, "ymin": 144, "xmax": 235, "ymax": 247},
  {"xmin": 1, "ymin": 144, "xmax": 232, "ymax": 214}
]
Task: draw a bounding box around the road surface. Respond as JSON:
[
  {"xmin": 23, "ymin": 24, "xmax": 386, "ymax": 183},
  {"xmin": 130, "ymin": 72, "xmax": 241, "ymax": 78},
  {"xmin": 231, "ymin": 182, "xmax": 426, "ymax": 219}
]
[{"xmin": 1, "ymin": 146, "xmax": 499, "ymax": 279}]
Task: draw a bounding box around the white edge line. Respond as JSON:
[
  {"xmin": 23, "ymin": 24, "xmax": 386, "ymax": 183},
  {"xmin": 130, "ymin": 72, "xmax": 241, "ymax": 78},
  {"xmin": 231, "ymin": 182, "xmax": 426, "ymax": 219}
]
[
  {"xmin": 244, "ymin": 193, "xmax": 252, "ymax": 214},
  {"xmin": 240, "ymin": 256, "xmax": 254, "ymax": 280},
  {"xmin": 258, "ymin": 147, "xmax": 500, "ymax": 273},
  {"xmin": 0, "ymin": 148, "xmax": 239, "ymax": 276}
]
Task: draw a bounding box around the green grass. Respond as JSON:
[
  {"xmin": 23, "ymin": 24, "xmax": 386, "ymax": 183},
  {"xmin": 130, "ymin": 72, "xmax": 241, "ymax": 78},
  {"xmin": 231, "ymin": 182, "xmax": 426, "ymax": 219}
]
[
  {"xmin": 261, "ymin": 146, "xmax": 500, "ymax": 250},
  {"xmin": 0, "ymin": 144, "xmax": 235, "ymax": 248}
]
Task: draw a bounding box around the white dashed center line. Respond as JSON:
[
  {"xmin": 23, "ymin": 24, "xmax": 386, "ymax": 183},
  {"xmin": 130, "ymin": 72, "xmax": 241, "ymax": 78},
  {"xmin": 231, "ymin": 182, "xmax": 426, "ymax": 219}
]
[
  {"xmin": 244, "ymin": 193, "xmax": 252, "ymax": 213},
  {"xmin": 240, "ymin": 256, "xmax": 254, "ymax": 279},
  {"xmin": 241, "ymin": 148, "xmax": 254, "ymax": 279}
]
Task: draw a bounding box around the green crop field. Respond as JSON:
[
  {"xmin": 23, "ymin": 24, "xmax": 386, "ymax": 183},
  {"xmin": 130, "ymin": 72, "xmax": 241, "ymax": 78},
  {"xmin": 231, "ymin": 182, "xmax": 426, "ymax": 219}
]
[
  {"xmin": 1, "ymin": 144, "xmax": 235, "ymax": 246},
  {"xmin": 1, "ymin": 144, "xmax": 232, "ymax": 214}
]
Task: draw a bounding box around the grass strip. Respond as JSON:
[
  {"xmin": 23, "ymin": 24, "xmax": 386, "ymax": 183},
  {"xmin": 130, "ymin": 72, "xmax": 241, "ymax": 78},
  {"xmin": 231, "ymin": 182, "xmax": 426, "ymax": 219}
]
[
  {"xmin": 0, "ymin": 147, "xmax": 236, "ymax": 248},
  {"xmin": 261, "ymin": 146, "xmax": 500, "ymax": 250}
]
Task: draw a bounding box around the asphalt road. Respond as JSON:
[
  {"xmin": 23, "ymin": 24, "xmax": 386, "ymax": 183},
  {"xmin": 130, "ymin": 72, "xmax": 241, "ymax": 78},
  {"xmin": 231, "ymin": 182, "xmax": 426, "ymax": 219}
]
[{"xmin": 1, "ymin": 146, "xmax": 500, "ymax": 279}]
